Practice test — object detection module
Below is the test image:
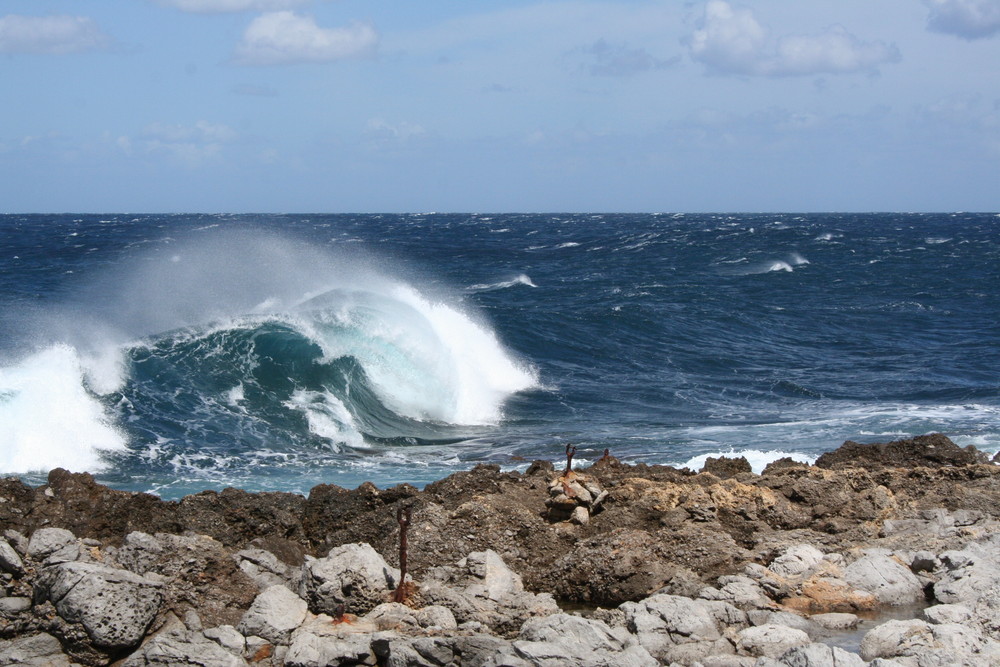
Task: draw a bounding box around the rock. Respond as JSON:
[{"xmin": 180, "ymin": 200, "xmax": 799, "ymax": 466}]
[
  {"xmin": 0, "ymin": 596, "xmax": 31, "ymax": 613},
  {"xmin": 299, "ymin": 543, "xmax": 399, "ymax": 615},
  {"xmin": 203, "ymin": 625, "xmax": 247, "ymax": 655},
  {"xmin": 284, "ymin": 615, "xmax": 381, "ymax": 667},
  {"xmin": 702, "ymin": 456, "xmax": 753, "ymax": 479},
  {"xmin": 0, "ymin": 538, "xmax": 24, "ymax": 576},
  {"xmin": 734, "ymin": 624, "xmax": 810, "ymax": 658},
  {"xmin": 545, "ymin": 471, "xmax": 607, "ymax": 523},
  {"xmin": 774, "ymin": 642, "xmax": 866, "ymax": 666},
  {"xmin": 414, "ymin": 605, "xmax": 457, "ymax": 631},
  {"xmin": 746, "ymin": 610, "xmax": 816, "ymax": 637},
  {"xmin": 238, "ymin": 585, "xmax": 308, "ymax": 645},
  {"xmin": 860, "ymin": 618, "xmax": 1000, "ymax": 665},
  {"xmin": 807, "ymin": 612, "xmax": 859, "ymax": 631},
  {"xmin": 0, "ymin": 632, "xmax": 73, "ymax": 666},
  {"xmin": 815, "ymin": 433, "xmax": 988, "ymax": 470},
  {"xmin": 374, "ymin": 634, "xmax": 510, "ymax": 667},
  {"xmin": 843, "ymin": 553, "xmax": 923, "ymax": 605},
  {"xmin": 620, "ymin": 594, "xmax": 735, "ymax": 663},
  {"xmin": 421, "ymin": 550, "xmax": 559, "ymax": 637},
  {"xmin": 934, "ymin": 536, "xmax": 1000, "ymax": 606},
  {"xmin": 496, "ymin": 613, "xmax": 658, "ymax": 666},
  {"xmin": 121, "ymin": 625, "xmax": 248, "ymax": 666},
  {"xmin": 33, "ymin": 560, "xmax": 163, "ymax": 650},
  {"xmin": 768, "ymin": 545, "xmax": 825, "ymax": 579},
  {"xmin": 26, "ymin": 527, "xmax": 77, "ymax": 563},
  {"xmin": 699, "ymin": 575, "xmax": 774, "ymax": 610},
  {"xmin": 923, "ymin": 603, "xmax": 972, "ymax": 625},
  {"xmin": 781, "ymin": 576, "xmax": 878, "ymax": 614},
  {"xmin": 235, "ymin": 547, "xmax": 297, "ymax": 591}
]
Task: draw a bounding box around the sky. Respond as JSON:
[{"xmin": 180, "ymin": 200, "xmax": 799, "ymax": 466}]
[{"xmin": 1, "ymin": 0, "xmax": 998, "ymax": 213}]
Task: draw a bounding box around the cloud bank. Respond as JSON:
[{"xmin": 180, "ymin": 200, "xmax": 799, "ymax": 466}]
[
  {"xmin": 925, "ymin": 0, "xmax": 1000, "ymax": 39},
  {"xmin": 688, "ymin": 1, "xmax": 900, "ymax": 76},
  {"xmin": 233, "ymin": 11, "xmax": 378, "ymax": 65},
  {"xmin": 0, "ymin": 14, "xmax": 110, "ymax": 55}
]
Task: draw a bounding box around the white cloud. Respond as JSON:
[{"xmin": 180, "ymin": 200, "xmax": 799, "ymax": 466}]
[
  {"xmin": 233, "ymin": 11, "xmax": 377, "ymax": 65},
  {"xmin": 139, "ymin": 121, "xmax": 237, "ymax": 166},
  {"xmin": 366, "ymin": 119, "xmax": 427, "ymax": 142},
  {"xmin": 0, "ymin": 14, "xmax": 110, "ymax": 55},
  {"xmin": 925, "ymin": 0, "xmax": 1000, "ymax": 39},
  {"xmin": 154, "ymin": 0, "xmax": 310, "ymax": 13},
  {"xmin": 688, "ymin": 1, "xmax": 900, "ymax": 77},
  {"xmin": 574, "ymin": 39, "xmax": 679, "ymax": 77}
]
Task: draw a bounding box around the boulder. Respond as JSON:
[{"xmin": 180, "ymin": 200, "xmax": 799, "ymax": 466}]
[
  {"xmin": 860, "ymin": 618, "xmax": 1000, "ymax": 666},
  {"xmin": 768, "ymin": 545, "xmax": 825, "ymax": 579},
  {"xmin": 33, "ymin": 560, "xmax": 163, "ymax": 650},
  {"xmin": 699, "ymin": 575, "xmax": 775, "ymax": 610},
  {"xmin": 284, "ymin": 615, "xmax": 381, "ymax": 667},
  {"xmin": 373, "ymin": 634, "xmax": 510, "ymax": 667},
  {"xmin": 934, "ymin": 536, "xmax": 1000, "ymax": 606},
  {"xmin": 774, "ymin": 642, "xmax": 866, "ymax": 666},
  {"xmin": 235, "ymin": 547, "xmax": 298, "ymax": 591},
  {"xmin": 26, "ymin": 527, "xmax": 77, "ymax": 564},
  {"xmin": 299, "ymin": 543, "xmax": 399, "ymax": 615},
  {"xmin": 0, "ymin": 538, "xmax": 24, "ymax": 576},
  {"xmin": 495, "ymin": 613, "xmax": 658, "ymax": 667},
  {"xmin": 620, "ymin": 594, "xmax": 735, "ymax": 663},
  {"xmin": 734, "ymin": 624, "xmax": 810, "ymax": 658},
  {"xmin": 238, "ymin": 585, "xmax": 308, "ymax": 645},
  {"xmin": 843, "ymin": 553, "xmax": 923, "ymax": 605},
  {"xmin": 121, "ymin": 625, "xmax": 248, "ymax": 666}
]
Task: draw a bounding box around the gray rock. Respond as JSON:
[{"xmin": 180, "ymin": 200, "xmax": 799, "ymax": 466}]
[
  {"xmin": 843, "ymin": 554, "xmax": 923, "ymax": 606},
  {"xmin": 808, "ymin": 612, "xmax": 859, "ymax": 631},
  {"xmin": 700, "ymin": 575, "xmax": 774, "ymax": 610},
  {"xmin": 502, "ymin": 613, "xmax": 658, "ymax": 666},
  {"xmin": 923, "ymin": 603, "xmax": 973, "ymax": 625},
  {"xmin": 26, "ymin": 528, "xmax": 78, "ymax": 564},
  {"xmin": 860, "ymin": 618, "xmax": 1000, "ymax": 666},
  {"xmin": 238, "ymin": 584, "xmax": 308, "ymax": 645},
  {"xmin": 768, "ymin": 545, "xmax": 825, "ymax": 579},
  {"xmin": 734, "ymin": 624, "xmax": 809, "ymax": 658},
  {"xmin": 374, "ymin": 634, "xmax": 509, "ymax": 667},
  {"xmin": 0, "ymin": 596, "xmax": 31, "ymax": 614},
  {"xmin": 620, "ymin": 593, "xmax": 734, "ymax": 663},
  {"xmin": 34, "ymin": 560, "xmax": 163, "ymax": 649},
  {"xmin": 774, "ymin": 642, "xmax": 866, "ymax": 666},
  {"xmin": 0, "ymin": 538, "xmax": 24, "ymax": 576},
  {"xmin": 284, "ymin": 619, "xmax": 380, "ymax": 667},
  {"xmin": 3, "ymin": 530, "xmax": 28, "ymax": 556},
  {"xmin": 746, "ymin": 610, "xmax": 816, "ymax": 636},
  {"xmin": 121, "ymin": 626, "xmax": 248, "ymax": 666},
  {"xmin": 0, "ymin": 632, "xmax": 73, "ymax": 666},
  {"xmin": 299, "ymin": 543, "xmax": 399, "ymax": 615},
  {"xmin": 115, "ymin": 532, "xmax": 165, "ymax": 574},
  {"xmin": 414, "ymin": 605, "xmax": 458, "ymax": 631},
  {"xmin": 934, "ymin": 538, "xmax": 1000, "ymax": 606},
  {"xmin": 420, "ymin": 550, "xmax": 559, "ymax": 636},
  {"xmin": 203, "ymin": 625, "xmax": 246, "ymax": 655},
  {"xmin": 235, "ymin": 547, "xmax": 298, "ymax": 591}
]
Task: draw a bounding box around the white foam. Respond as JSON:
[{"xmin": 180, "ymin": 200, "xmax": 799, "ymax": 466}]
[
  {"xmin": 678, "ymin": 449, "xmax": 816, "ymax": 475},
  {"xmin": 467, "ymin": 274, "xmax": 537, "ymax": 291},
  {"xmin": 0, "ymin": 345, "xmax": 127, "ymax": 474},
  {"xmin": 284, "ymin": 389, "xmax": 364, "ymax": 450}
]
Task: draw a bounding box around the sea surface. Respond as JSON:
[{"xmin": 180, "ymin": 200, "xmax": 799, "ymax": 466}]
[{"xmin": 0, "ymin": 213, "xmax": 997, "ymax": 498}]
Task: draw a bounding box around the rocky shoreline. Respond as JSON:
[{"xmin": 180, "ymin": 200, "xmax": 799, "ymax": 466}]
[{"xmin": 2, "ymin": 433, "xmax": 1000, "ymax": 665}]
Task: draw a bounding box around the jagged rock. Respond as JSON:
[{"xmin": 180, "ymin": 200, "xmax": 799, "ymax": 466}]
[
  {"xmin": 545, "ymin": 470, "xmax": 607, "ymax": 523},
  {"xmin": 0, "ymin": 538, "xmax": 24, "ymax": 576},
  {"xmin": 815, "ymin": 433, "xmax": 988, "ymax": 470},
  {"xmin": 299, "ymin": 543, "xmax": 399, "ymax": 616},
  {"xmin": 493, "ymin": 613, "xmax": 658, "ymax": 666},
  {"xmin": 373, "ymin": 634, "xmax": 510, "ymax": 667},
  {"xmin": 702, "ymin": 456, "xmax": 753, "ymax": 479},
  {"xmin": 203, "ymin": 625, "xmax": 247, "ymax": 655},
  {"xmin": 33, "ymin": 560, "xmax": 163, "ymax": 649},
  {"xmin": 365, "ymin": 602, "xmax": 458, "ymax": 634},
  {"xmin": 734, "ymin": 624, "xmax": 810, "ymax": 658},
  {"xmin": 238, "ymin": 585, "xmax": 308, "ymax": 645},
  {"xmin": 843, "ymin": 553, "xmax": 923, "ymax": 605},
  {"xmin": 420, "ymin": 549, "xmax": 559, "ymax": 637},
  {"xmin": 699, "ymin": 575, "xmax": 775, "ymax": 610},
  {"xmin": 0, "ymin": 632, "xmax": 73, "ymax": 666},
  {"xmin": 934, "ymin": 534, "xmax": 1000, "ymax": 605},
  {"xmin": 284, "ymin": 614, "xmax": 381, "ymax": 667}
]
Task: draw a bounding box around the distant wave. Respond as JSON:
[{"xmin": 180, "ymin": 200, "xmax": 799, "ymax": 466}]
[{"xmin": 467, "ymin": 274, "xmax": 537, "ymax": 292}]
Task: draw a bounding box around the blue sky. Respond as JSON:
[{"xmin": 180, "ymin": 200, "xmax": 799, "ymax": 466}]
[{"xmin": 1, "ymin": 0, "xmax": 998, "ymax": 212}]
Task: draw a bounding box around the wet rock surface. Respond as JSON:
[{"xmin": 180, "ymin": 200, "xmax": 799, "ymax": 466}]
[{"xmin": 0, "ymin": 433, "xmax": 999, "ymax": 665}]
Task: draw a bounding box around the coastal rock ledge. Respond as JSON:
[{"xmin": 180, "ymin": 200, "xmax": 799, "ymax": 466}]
[{"xmin": 2, "ymin": 434, "xmax": 1000, "ymax": 665}]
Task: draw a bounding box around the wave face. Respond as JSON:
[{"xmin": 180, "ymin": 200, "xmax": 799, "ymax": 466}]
[{"xmin": 1, "ymin": 213, "xmax": 998, "ymax": 497}]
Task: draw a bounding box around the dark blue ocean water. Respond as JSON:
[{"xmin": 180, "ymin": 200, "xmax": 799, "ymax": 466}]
[{"xmin": 1, "ymin": 213, "xmax": 997, "ymax": 498}]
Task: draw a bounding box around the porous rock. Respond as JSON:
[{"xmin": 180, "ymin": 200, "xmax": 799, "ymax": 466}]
[
  {"xmin": 299, "ymin": 543, "xmax": 399, "ymax": 616},
  {"xmin": 34, "ymin": 560, "xmax": 163, "ymax": 649}
]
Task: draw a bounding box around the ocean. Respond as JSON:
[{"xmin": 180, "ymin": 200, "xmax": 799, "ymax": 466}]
[{"xmin": 1, "ymin": 213, "xmax": 997, "ymax": 498}]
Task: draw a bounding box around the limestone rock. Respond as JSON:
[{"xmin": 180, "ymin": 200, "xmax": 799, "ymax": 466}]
[
  {"xmin": 299, "ymin": 543, "xmax": 399, "ymax": 615},
  {"xmin": 34, "ymin": 560, "xmax": 163, "ymax": 649},
  {"xmin": 843, "ymin": 553, "xmax": 923, "ymax": 605},
  {"xmin": 0, "ymin": 632, "xmax": 73, "ymax": 666},
  {"xmin": 620, "ymin": 593, "xmax": 735, "ymax": 663},
  {"xmin": 26, "ymin": 527, "xmax": 78, "ymax": 564},
  {"xmin": 774, "ymin": 642, "xmax": 866, "ymax": 666},
  {"xmin": 860, "ymin": 618, "xmax": 1000, "ymax": 666},
  {"xmin": 768, "ymin": 545, "xmax": 825, "ymax": 579},
  {"xmin": 121, "ymin": 626, "xmax": 248, "ymax": 666},
  {"xmin": 497, "ymin": 613, "xmax": 658, "ymax": 667},
  {"xmin": 734, "ymin": 624, "xmax": 810, "ymax": 658},
  {"xmin": 238, "ymin": 585, "xmax": 308, "ymax": 645},
  {"xmin": 0, "ymin": 538, "xmax": 24, "ymax": 576}
]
